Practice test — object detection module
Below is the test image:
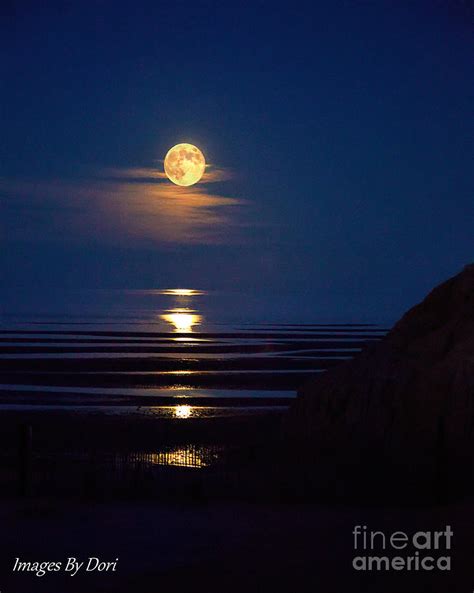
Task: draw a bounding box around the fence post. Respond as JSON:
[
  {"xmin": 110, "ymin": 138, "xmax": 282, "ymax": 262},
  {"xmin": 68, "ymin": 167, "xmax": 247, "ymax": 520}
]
[{"xmin": 18, "ymin": 424, "xmax": 33, "ymax": 497}]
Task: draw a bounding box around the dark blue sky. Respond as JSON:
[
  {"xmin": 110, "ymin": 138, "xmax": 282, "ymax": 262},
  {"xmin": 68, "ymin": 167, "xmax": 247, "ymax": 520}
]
[{"xmin": 2, "ymin": 1, "xmax": 472, "ymax": 318}]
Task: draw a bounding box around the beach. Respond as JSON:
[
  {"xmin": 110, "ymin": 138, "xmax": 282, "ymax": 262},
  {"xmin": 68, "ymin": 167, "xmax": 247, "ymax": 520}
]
[
  {"xmin": 0, "ymin": 496, "xmax": 472, "ymax": 593},
  {"xmin": 0, "ymin": 303, "xmax": 385, "ymax": 501},
  {"xmin": 1, "ymin": 287, "xmax": 471, "ymax": 592}
]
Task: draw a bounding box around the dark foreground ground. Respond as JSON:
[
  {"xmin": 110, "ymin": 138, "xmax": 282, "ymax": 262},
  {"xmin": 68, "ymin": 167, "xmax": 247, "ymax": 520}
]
[
  {"xmin": 0, "ymin": 409, "xmax": 472, "ymax": 593},
  {"xmin": 0, "ymin": 497, "xmax": 472, "ymax": 593}
]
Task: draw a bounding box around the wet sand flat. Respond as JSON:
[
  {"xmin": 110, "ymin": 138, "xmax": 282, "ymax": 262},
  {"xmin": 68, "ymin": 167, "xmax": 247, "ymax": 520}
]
[{"xmin": 0, "ymin": 323, "xmax": 386, "ymax": 401}]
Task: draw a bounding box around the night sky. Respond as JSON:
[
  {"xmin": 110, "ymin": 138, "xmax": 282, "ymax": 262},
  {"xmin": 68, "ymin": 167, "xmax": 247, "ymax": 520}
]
[{"xmin": 2, "ymin": 1, "xmax": 472, "ymax": 319}]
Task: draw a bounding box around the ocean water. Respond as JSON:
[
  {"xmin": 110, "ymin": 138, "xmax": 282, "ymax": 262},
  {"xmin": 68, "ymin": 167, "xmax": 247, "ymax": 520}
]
[{"xmin": 0, "ymin": 288, "xmax": 389, "ymax": 414}]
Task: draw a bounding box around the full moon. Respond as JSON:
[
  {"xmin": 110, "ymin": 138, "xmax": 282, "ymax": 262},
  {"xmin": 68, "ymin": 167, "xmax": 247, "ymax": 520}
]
[{"xmin": 164, "ymin": 143, "xmax": 206, "ymax": 186}]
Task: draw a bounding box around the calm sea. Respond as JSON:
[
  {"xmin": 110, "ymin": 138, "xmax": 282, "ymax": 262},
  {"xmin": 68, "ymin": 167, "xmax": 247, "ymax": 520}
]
[{"xmin": 0, "ymin": 288, "xmax": 389, "ymax": 415}]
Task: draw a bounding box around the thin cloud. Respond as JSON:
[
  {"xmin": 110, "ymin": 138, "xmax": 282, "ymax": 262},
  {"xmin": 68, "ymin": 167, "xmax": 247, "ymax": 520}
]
[
  {"xmin": 0, "ymin": 166, "xmax": 246, "ymax": 246},
  {"xmin": 104, "ymin": 164, "xmax": 234, "ymax": 184},
  {"xmin": 202, "ymin": 165, "xmax": 234, "ymax": 183}
]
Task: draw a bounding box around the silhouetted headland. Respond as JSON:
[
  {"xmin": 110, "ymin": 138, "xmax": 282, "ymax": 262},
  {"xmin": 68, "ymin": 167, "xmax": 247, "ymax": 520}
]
[{"xmin": 288, "ymin": 264, "xmax": 474, "ymax": 501}]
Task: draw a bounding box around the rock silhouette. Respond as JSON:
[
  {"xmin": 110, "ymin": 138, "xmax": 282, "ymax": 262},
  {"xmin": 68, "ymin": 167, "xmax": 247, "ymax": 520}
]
[{"xmin": 290, "ymin": 264, "xmax": 474, "ymax": 498}]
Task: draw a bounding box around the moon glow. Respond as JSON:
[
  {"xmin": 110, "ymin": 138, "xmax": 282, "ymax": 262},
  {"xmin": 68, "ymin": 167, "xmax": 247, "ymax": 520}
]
[{"xmin": 164, "ymin": 143, "xmax": 206, "ymax": 186}]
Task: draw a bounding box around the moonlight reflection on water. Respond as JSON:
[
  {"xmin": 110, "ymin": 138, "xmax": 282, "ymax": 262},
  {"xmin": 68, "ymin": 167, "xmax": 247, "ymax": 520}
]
[
  {"xmin": 161, "ymin": 309, "xmax": 203, "ymax": 333},
  {"xmin": 174, "ymin": 404, "xmax": 193, "ymax": 419}
]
